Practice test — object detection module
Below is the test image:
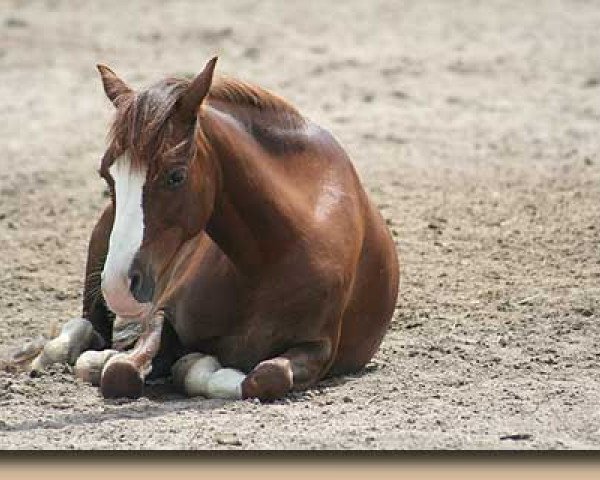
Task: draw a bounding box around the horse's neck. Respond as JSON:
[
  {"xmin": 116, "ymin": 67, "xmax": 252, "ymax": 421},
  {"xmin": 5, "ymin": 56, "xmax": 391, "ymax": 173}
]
[{"xmin": 202, "ymin": 107, "xmax": 306, "ymax": 274}]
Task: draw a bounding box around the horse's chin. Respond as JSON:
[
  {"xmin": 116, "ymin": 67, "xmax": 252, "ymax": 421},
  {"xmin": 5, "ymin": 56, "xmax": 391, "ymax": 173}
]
[{"xmin": 107, "ymin": 302, "xmax": 153, "ymax": 321}]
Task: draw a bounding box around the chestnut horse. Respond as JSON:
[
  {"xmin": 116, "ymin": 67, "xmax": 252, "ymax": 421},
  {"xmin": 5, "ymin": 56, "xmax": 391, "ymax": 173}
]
[{"xmin": 32, "ymin": 57, "xmax": 399, "ymax": 400}]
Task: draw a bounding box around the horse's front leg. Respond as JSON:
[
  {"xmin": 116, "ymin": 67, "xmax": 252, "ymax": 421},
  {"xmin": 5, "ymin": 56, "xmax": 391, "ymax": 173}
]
[
  {"xmin": 28, "ymin": 207, "xmax": 115, "ymax": 372},
  {"xmin": 74, "ymin": 314, "xmax": 176, "ymax": 387},
  {"xmin": 30, "ymin": 317, "xmax": 106, "ymax": 372},
  {"xmin": 99, "ymin": 311, "xmax": 164, "ymax": 398}
]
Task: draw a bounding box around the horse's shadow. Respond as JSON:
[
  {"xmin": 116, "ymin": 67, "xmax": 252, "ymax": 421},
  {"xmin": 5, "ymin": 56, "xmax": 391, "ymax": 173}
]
[
  {"xmin": 1, "ymin": 366, "xmax": 376, "ymax": 434},
  {"xmin": 2, "ymin": 381, "xmax": 226, "ymax": 434}
]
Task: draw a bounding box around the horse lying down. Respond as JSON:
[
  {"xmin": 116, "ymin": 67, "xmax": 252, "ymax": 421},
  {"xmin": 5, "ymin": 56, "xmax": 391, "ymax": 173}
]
[{"xmin": 25, "ymin": 57, "xmax": 400, "ymax": 401}]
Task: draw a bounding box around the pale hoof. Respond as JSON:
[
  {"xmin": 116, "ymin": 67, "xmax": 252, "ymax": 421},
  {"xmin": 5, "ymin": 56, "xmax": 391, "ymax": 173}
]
[
  {"xmin": 30, "ymin": 318, "xmax": 95, "ymax": 371},
  {"xmin": 74, "ymin": 349, "xmax": 118, "ymax": 386}
]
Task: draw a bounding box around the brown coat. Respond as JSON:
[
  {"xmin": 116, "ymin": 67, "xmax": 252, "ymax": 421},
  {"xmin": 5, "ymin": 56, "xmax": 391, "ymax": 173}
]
[{"xmin": 84, "ymin": 58, "xmax": 399, "ymax": 400}]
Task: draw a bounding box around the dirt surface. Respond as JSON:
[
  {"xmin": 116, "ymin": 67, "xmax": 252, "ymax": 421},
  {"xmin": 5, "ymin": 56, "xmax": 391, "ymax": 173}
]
[{"xmin": 1, "ymin": 0, "xmax": 599, "ymax": 450}]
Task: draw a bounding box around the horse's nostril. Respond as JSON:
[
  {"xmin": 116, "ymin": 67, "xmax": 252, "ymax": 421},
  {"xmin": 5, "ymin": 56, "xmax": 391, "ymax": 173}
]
[
  {"xmin": 127, "ymin": 267, "xmax": 155, "ymax": 304},
  {"xmin": 129, "ymin": 271, "xmax": 142, "ymax": 296}
]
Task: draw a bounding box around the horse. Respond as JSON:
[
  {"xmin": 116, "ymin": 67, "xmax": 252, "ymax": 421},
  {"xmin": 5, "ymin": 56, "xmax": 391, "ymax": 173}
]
[{"xmin": 30, "ymin": 57, "xmax": 400, "ymax": 401}]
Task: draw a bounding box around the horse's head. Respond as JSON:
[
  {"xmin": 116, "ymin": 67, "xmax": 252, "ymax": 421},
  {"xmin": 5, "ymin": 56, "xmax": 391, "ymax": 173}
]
[{"xmin": 97, "ymin": 58, "xmax": 219, "ymax": 318}]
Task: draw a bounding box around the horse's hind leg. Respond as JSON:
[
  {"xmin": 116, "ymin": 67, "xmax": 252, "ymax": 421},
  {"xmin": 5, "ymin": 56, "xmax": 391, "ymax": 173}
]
[
  {"xmin": 171, "ymin": 353, "xmax": 246, "ymax": 399},
  {"xmin": 171, "ymin": 340, "xmax": 332, "ymax": 401},
  {"xmin": 240, "ymin": 340, "xmax": 332, "ymax": 401},
  {"xmin": 30, "ymin": 206, "xmax": 114, "ymax": 371}
]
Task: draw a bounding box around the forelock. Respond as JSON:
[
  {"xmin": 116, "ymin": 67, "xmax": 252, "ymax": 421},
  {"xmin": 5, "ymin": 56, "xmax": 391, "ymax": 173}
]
[{"xmin": 108, "ymin": 77, "xmax": 192, "ymax": 168}]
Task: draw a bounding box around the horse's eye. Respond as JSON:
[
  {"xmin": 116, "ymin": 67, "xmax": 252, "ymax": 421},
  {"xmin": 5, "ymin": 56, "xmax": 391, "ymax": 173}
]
[{"xmin": 164, "ymin": 167, "xmax": 187, "ymax": 189}]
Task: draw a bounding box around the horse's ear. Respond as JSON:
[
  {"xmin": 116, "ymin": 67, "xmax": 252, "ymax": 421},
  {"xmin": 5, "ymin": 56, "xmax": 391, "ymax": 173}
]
[
  {"xmin": 96, "ymin": 64, "xmax": 133, "ymax": 108},
  {"xmin": 178, "ymin": 56, "xmax": 218, "ymax": 124}
]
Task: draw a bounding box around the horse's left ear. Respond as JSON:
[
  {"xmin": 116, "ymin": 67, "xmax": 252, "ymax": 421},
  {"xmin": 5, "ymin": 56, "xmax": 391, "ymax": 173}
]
[
  {"xmin": 177, "ymin": 56, "xmax": 218, "ymax": 124},
  {"xmin": 97, "ymin": 64, "xmax": 133, "ymax": 108}
]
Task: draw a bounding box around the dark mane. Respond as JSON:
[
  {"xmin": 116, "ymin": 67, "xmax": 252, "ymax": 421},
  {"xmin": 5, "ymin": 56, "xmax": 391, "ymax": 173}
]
[{"xmin": 106, "ymin": 76, "xmax": 307, "ymax": 168}]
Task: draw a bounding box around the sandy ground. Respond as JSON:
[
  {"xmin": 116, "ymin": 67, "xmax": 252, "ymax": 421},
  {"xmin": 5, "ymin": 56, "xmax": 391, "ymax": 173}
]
[{"xmin": 1, "ymin": 0, "xmax": 599, "ymax": 450}]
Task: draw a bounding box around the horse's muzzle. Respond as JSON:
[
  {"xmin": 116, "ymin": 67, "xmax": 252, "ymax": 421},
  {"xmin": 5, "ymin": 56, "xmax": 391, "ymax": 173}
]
[{"xmin": 101, "ymin": 275, "xmax": 152, "ymax": 319}]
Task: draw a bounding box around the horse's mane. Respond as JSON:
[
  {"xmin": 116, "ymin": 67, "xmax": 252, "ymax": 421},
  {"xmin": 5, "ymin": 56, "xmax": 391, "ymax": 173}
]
[
  {"xmin": 106, "ymin": 76, "xmax": 307, "ymax": 169},
  {"xmin": 207, "ymin": 77, "xmax": 308, "ymax": 154},
  {"xmin": 208, "ymin": 77, "xmax": 303, "ymax": 121}
]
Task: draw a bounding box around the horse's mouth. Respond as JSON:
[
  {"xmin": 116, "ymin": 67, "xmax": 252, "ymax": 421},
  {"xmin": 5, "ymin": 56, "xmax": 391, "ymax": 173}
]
[{"xmin": 105, "ymin": 301, "xmax": 153, "ymax": 321}]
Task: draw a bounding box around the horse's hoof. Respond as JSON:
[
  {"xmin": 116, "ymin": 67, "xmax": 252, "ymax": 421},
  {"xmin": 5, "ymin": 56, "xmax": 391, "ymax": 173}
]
[
  {"xmin": 241, "ymin": 358, "xmax": 293, "ymax": 401},
  {"xmin": 100, "ymin": 357, "xmax": 144, "ymax": 399}
]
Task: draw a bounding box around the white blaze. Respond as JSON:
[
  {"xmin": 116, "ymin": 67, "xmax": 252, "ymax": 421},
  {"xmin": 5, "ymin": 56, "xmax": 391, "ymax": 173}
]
[{"xmin": 102, "ymin": 154, "xmax": 147, "ymax": 294}]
